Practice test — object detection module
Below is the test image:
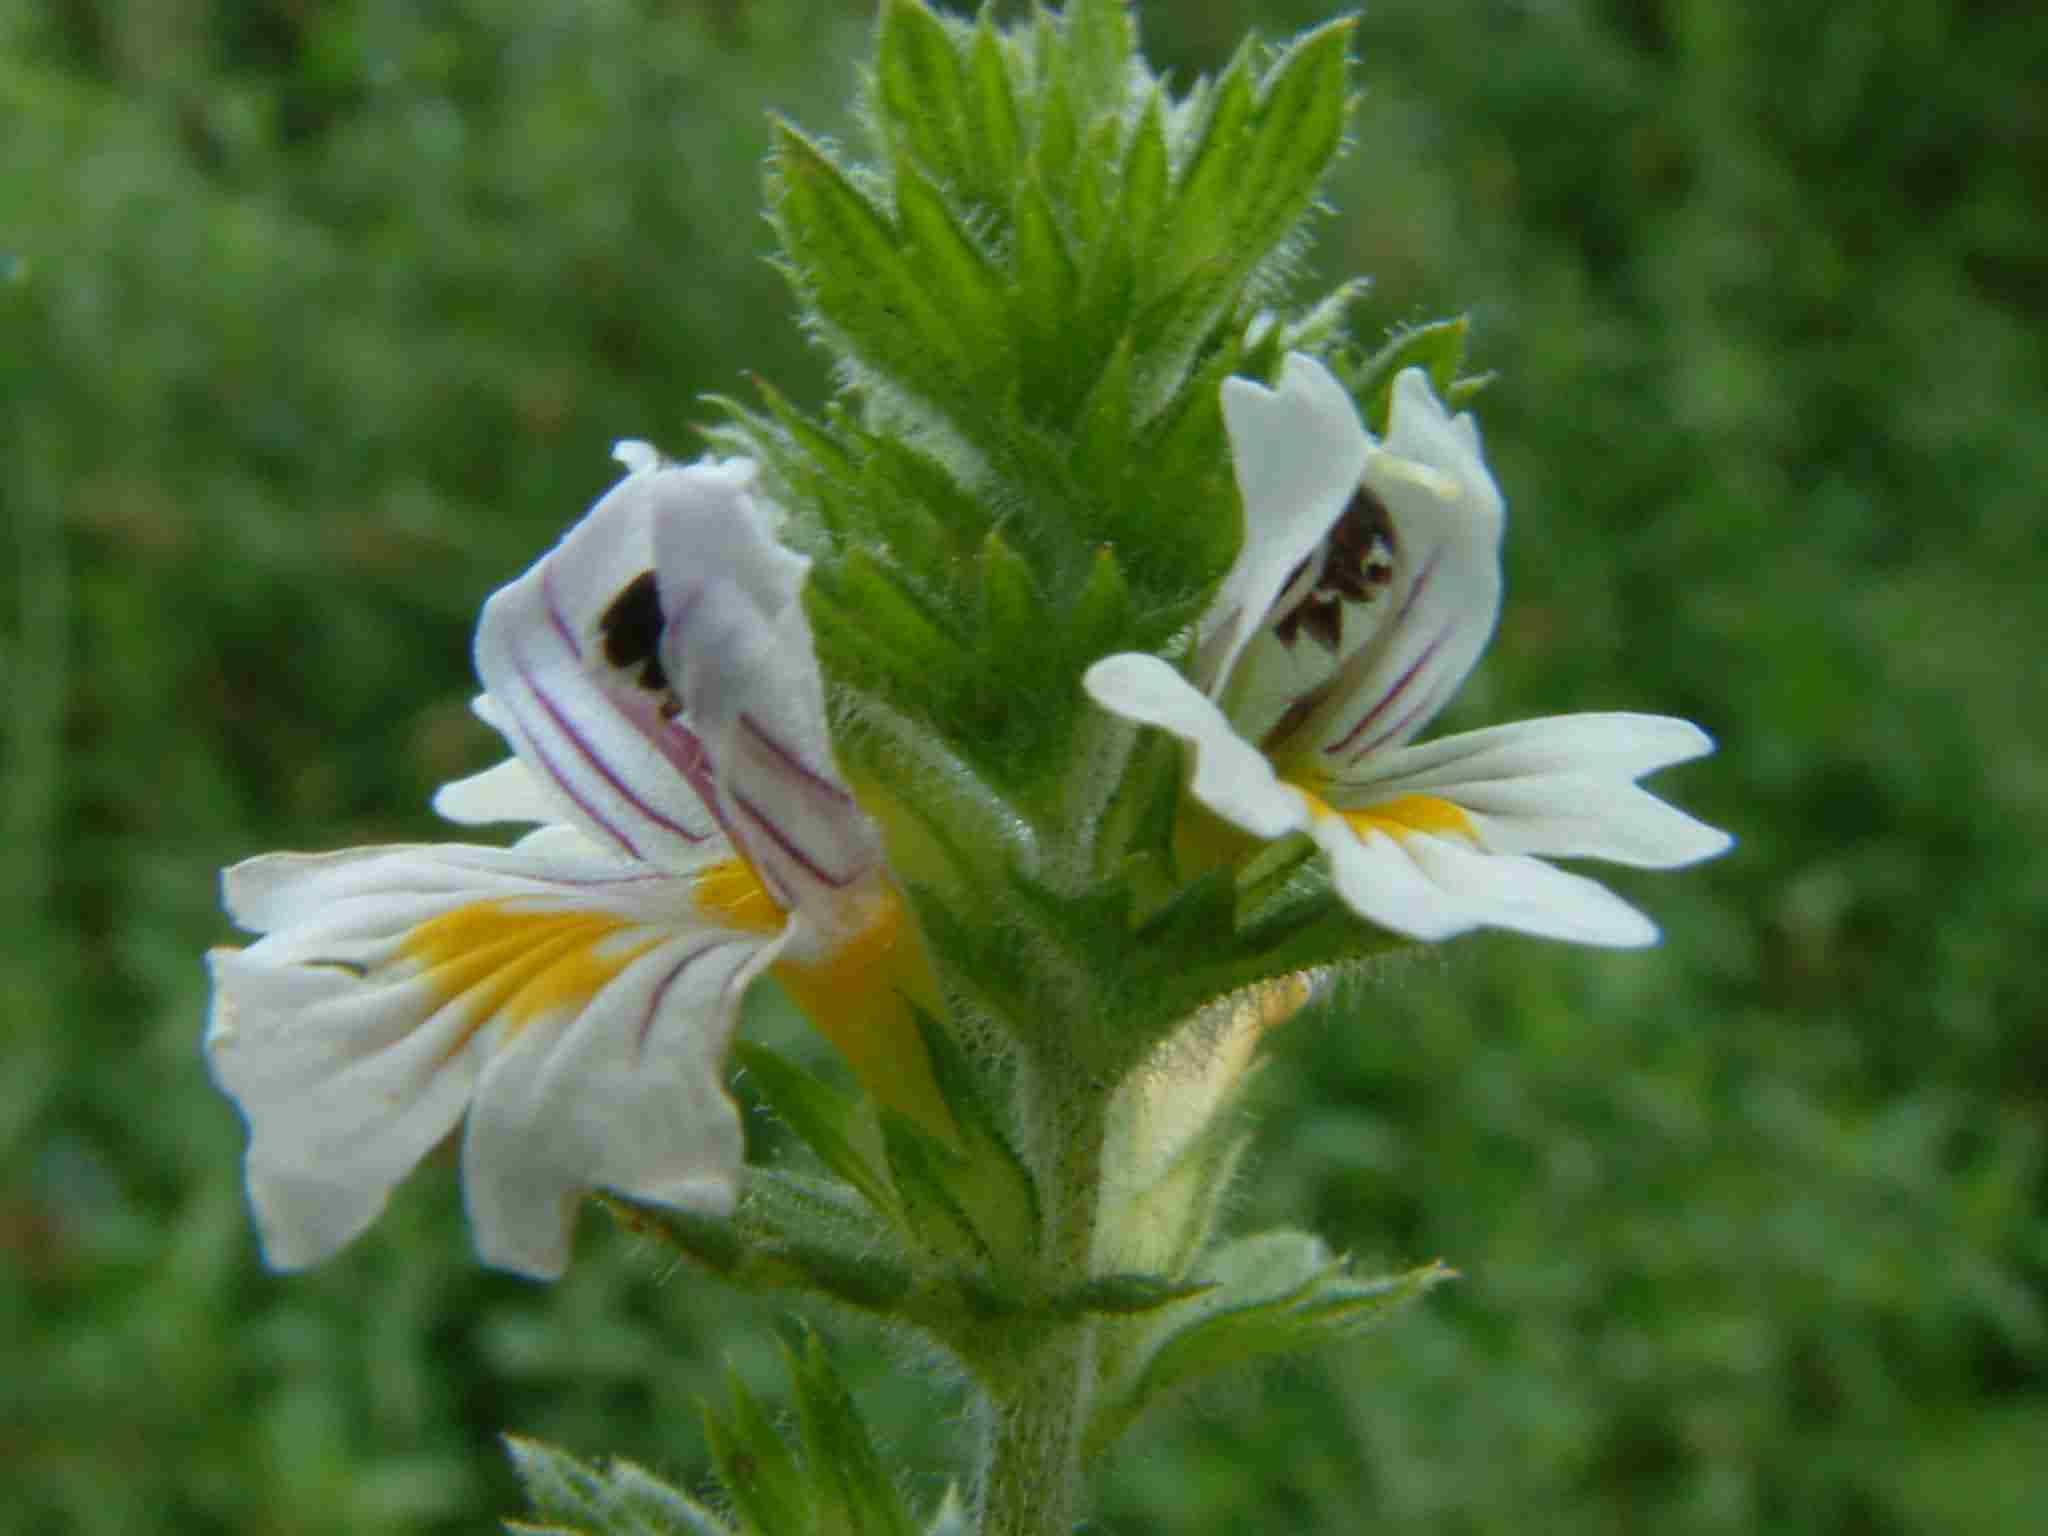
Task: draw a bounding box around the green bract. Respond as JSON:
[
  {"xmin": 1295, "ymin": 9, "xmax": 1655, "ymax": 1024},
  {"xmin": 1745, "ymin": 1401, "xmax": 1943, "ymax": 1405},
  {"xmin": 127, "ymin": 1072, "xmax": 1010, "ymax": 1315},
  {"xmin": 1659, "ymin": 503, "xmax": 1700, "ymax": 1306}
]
[
  {"xmin": 727, "ymin": 0, "xmax": 1351, "ymax": 772},
  {"xmin": 505, "ymin": 1435, "xmax": 736, "ymax": 1535}
]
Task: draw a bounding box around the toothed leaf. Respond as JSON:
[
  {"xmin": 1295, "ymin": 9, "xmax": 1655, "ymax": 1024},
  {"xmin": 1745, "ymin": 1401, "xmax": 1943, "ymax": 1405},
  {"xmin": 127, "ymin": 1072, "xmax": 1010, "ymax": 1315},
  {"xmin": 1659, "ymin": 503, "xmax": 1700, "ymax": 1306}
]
[
  {"xmin": 788, "ymin": 1328, "xmax": 920, "ymax": 1536},
  {"xmin": 1067, "ymin": 542, "xmax": 1135, "ymax": 665},
  {"xmin": 964, "ymin": 20, "xmax": 1022, "ymax": 202},
  {"xmin": 603, "ymin": 1177, "xmax": 916, "ymax": 1318},
  {"xmin": 773, "ymin": 126, "xmax": 997, "ymax": 437},
  {"xmin": 504, "ymin": 1437, "xmax": 736, "ymax": 1536},
  {"xmin": 1062, "ymin": 0, "xmax": 1137, "ymax": 124},
  {"xmin": 906, "ymin": 1006, "xmax": 1040, "ymax": 1264},
  {"xmin": 1347, "ymin": 315, "xmax": 1472, "ymax": 431},
  {"xmin": 704, "ymin": 1371, "xmax": 811, "ymax": 1536},
  {"xmin": 892, "ymin": 156, "xmax": 1008, "ymax": 357},
  {"xmin": 1090, "ymin": 1234, "xmax": 1452, "ymax": 1453},
  {"xmin": 876, "ymin": 0, "xmax": 971, "ymax": 190},
  {"xmin": 733, "ymin": 1044, "xmax": 899, "ymax": 1223},
  {"xmin": 882, "ymin": 1112, "xmax": 990, "ymax": 1267},
  {"xmin": 975, "ymin": 529, "xmax": 1040, "ymax": 675},
  {"xmin": 1056, "ymin": 1271, "xmax": 1217, "ymax": 1317}
]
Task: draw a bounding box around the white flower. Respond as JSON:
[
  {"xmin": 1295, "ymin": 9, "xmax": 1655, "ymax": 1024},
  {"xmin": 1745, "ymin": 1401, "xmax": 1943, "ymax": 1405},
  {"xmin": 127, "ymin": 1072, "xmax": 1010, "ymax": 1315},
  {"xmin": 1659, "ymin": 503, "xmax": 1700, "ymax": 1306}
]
[
  {"xmin": 1085, "ymin": 355, "xmax": 1731, "ymax": 948},
  {"xmin": 207, "ymin": 446, "xmax": 936, "ymax": 1279}
]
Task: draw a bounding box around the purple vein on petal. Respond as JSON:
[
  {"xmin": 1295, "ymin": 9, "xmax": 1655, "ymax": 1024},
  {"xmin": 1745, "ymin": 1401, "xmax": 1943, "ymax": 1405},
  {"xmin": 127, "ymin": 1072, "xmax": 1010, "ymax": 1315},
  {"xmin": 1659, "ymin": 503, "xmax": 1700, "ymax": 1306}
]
[
  {"xmin": 1393, "ymin": 544, "xmax": 1443, "ymax": 627},
  {"xmin": 608, "ymin": 689, "xmax": 720, "ymax": 815},
  {"xmin": 1325, "ymin": 622, "xmax": 1451, "ymax": 757},
  {"xmin": 1376, "ymin": 544, "xmax": 1441, "ymax": 634},
  {"xmin": 632, "ymin": 938, "xmax": 743, "ymax": 1064},
  {"xmin": 738, "ymin": 713, "xmax": 855, "ymax": 805},
  {"xmin": 665, "ymin": 724, "xmax": 729, "ymax": 834},
  {"xmin": 607, "ymin": 691, "xmax": 740, "ymax": 855},
  {"xmin": 512, "ymin": 869, "xmax": 669, "ymax": 890},
  {"xmin": 1346, "ymin": 675, "xmax": 1451, "ymax": 763},
  {"xmin": 540, "ymin": 562, "xmax": 586, "ymax": 663},
  {"xmin": 503, "ymin": 701, "xmax": 643, "ymax": 860},
  {"xmin": 731, "ymin": 789, "xmax": 853, "ymax": 894},
  {"xmin": 521, "ymin": 662, "xmax": 704, "ymax": 845}
]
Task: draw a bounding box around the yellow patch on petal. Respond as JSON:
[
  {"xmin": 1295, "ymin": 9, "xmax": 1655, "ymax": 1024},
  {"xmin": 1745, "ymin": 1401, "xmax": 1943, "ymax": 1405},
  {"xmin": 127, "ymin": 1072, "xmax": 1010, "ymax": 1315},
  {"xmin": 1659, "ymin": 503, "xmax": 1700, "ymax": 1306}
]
[
  {"xmin": 1341, "ymin": 793, "xmax": 1476, "ymax": 843},
  {"xmin": 692, "ymin": 855, "xmax": 785, "ymax": 934},
  {"xmin": 402, "ymin": 901, "xmax": 661, "ymax": 1050},
  {"xmin": 1296, "ymin": 786, "xmax": 1475, "ymax": 845}
]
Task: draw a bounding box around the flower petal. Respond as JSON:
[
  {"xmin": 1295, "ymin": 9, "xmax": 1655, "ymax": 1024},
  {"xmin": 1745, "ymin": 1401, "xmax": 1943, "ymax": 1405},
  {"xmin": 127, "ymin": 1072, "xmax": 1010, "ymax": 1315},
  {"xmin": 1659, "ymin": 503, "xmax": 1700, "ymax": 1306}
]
[
  {"xmin": 648, "ymin": 469, "xmax": 882, "ymax": 924},
  {"xmin": 1393, "ymin": 834, "xmax": 1660, "ymax": 947},
  {"xmin": 455, "ymin": 928, "xmax": 773, "ymax": 1277},
  {"xmin": 1308, "ymin": 818, "xmax": 1480, "ymax": 942},
  {"xmin": 473, "ymin": 453, "xmax": 732, "ymax": 873},
  {"xmin": 433, "ymin": 756, "xmax": 555, "ymax": 827},
  {"xmin": 208, "ymin": 842, "xmax": 773, "ymax": 1277},
  {"xmin": 1302, "ymin": 368, "xmax": 1506, "ymax": 766},
  {"xmin": 1085, "ymin": 653, "xmax": 1309, "ymax": 840},
  {"xmin": 1201, "ymin": 354, "xmax": 1373, "ymax": 689},
  {"xmin": 1336, "ymin": 713, "xmax": 1733, "ymax": 868},
  {"xmin": 1310, "ymin": 818, "xmax": 1659, "ymax": 947}
]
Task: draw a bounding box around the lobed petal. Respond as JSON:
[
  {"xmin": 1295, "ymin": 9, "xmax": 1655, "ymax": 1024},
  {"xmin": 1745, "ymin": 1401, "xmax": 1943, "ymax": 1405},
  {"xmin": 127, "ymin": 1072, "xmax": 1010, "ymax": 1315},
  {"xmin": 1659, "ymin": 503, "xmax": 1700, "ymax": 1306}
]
[
  {"xmin": 208, "ymin": 842, "xmax": 773, "ymax": 1277},
  {"xmin": 1346, "ymin": 711, "xmax": 1716, "ymax": 782},
  {"xmin": 1331, "ymin": 713, "xmax": 1732, "ymax": 868},
  {"xmin": 433, "ymin": 756, "xmax": 556, "ymax": 827},
  {"xmin": 1201, "ymin": 354, "xmax": 1373, "ymax": 690},
  {"xmin": 454, "ymin": 927, "xmax": 771, "ymax": 1277},
  {"xmin": 1309, "ymin": 818, "xmax": 1481, "ymax": 942},
  {"xmin": 473, "ymin": 452, "xmax": 733, "ymax": 873},
  {"xmin": 648, "ymin": 468, "xmax": 882, "ymax": 927},
  {"xmin": 1308, "ymin": 817, "xmax": 1658, "ymax": 947},
  {"xmin": 1300, "ymin": 368, "xmax": 1506, "ymax": 767},
  {"xmin": 1393, "ymin": 835, "xmax": 1660, "ymax": 947}
]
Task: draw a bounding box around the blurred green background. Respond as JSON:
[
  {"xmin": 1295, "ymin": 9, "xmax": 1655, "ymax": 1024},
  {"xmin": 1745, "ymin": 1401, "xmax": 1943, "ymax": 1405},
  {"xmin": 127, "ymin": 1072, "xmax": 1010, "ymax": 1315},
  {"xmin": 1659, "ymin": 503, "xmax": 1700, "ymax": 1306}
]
[{"xmin": 5, "ymin": 0, "xmax": 2043, "ymax": 1530}]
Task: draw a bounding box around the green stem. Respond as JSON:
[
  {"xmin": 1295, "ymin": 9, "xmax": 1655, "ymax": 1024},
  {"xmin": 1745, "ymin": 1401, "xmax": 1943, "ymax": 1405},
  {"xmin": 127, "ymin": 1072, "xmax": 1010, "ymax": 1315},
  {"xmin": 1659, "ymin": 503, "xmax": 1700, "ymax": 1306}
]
[
  {"xmin": 975, "ymin": 1067, "xmax": 1110, "ymax": 1536},
  {"xmin": 978, "ymin": 1324, "xmax": 1093, "ymax": 1536}
]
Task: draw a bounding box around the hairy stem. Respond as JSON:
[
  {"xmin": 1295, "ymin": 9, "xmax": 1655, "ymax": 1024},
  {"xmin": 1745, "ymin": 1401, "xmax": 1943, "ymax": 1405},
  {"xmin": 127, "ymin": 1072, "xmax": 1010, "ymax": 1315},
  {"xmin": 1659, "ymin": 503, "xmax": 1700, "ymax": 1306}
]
[
  {"xmin": 978, "ymin": 1323, "xmax": 1094, "ymax": 1536},
  {"xmin": 975, "ymin": 1066, "xmax": 1110, "ymax": 1535}
]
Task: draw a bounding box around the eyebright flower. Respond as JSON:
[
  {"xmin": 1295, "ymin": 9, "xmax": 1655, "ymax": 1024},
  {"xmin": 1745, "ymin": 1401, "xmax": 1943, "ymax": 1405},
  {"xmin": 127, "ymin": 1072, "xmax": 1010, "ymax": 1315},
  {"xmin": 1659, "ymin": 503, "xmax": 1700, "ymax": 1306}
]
[
  {"xmin": 1085, "ymin": 355, "xmax": 1730, "ymax": 947},
  {"xmin": 207, "ymin": 446, "xmax": 940, "ymax": 1279}
]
